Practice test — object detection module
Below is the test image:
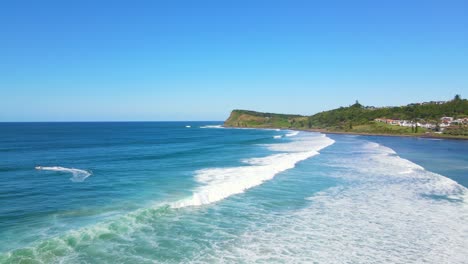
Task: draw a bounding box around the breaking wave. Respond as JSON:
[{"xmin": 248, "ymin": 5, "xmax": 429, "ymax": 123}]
[
  {"xmin": 4, "ymin": 135, "xmax": 467, "ymax": 264},
  {"xmin": 285, "ymin": 131, "xmax": 299, "ymax": 137},
  {"xmin": 193, "ymin": 140, "xmax": 468, "ymax": 263},
  {"xmin": 2, "ymin": 131, "xmax": 334, "ymax": 263},
  {"xmin": 35, "ymin": 166, "xmax": 92, "ymax": 182},
  {"xmin": 171, "ymin": 132, "xmax": 334, "ymax": 208}
]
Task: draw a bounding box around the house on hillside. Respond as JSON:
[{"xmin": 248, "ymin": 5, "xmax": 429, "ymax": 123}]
[
  {"xmin": 398, "ymin": 120, "xmax": 413, "ymax": 127},
  {"xmin": 452, "ymin": 118, "xmax": 468, "ymax": 125},
  {"xmin": 440, "ymin": 117, "xmax": 454, "ymax": 123}
]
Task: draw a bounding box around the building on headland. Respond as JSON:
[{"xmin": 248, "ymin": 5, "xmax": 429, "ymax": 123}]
[
  {"xmin": 408, "ymin": 101, "xmax": 447, "ymax": 106},
  {"xmin": 440, "ymin": 117, "xmax": 454, "ymax": 123},
  {"xmin": 373, "ymin": 116, "xmax": 464, "ymax": 131},
  {"xmin": 452, "ymin": 118, "xmax": 468, "ymax": 125}
]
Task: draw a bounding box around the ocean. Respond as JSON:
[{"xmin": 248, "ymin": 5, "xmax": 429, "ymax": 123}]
[{"xmin": 0, "ymin": 122, "xmax": 467, "ymax": 263}]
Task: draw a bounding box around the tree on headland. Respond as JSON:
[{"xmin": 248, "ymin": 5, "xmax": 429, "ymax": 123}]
[
  {"xmin": 352, "ymin": 100, "xmax": 362, "ymax": 108},
  {"xmin": 454, "ymin": 94, "xmax": 462, "ymax": 101}
]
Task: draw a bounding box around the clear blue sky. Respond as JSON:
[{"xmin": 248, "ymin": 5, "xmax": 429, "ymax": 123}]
[{"xmin": 1, "ymin": 0, "xmax": 467, "ymax": 121}]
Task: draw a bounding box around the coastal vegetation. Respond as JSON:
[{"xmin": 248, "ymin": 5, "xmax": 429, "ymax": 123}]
[
  {"xmin": 224, "ymin": 95, "xmax": 468, "ymax": 137},
  {"xmin": 224, "ymin": 110, "xmax": 308, "ymax": 128}
]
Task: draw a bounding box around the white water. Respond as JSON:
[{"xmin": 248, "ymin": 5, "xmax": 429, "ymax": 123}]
[
  {"xmin": 266, "ymin": 133, "xmax": 332, "ymax": 152},
  {"xmin": 199, "ymin": 125, "xmax": 223, "ymax": 129},
  {"xmin": 6, "ymin": 135, "xmax": 467, "ymax": 263},
  {"xmin": 285, "ymin": 131, "xmax": 299, "ymax": 137},
  {"xmin": 192, "ymin": 141, "xmax": 468, "ymax": 263},
  {"xmin": 35, "ymin": 166, "xmax": 92, "ymax": 182},
  {"xmin": 171, "ymin": 132, "xmax": 334, "ymax": 208}
]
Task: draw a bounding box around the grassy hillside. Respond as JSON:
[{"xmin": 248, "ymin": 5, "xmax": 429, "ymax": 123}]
[
  {"xmin": 224, "ymin": 110, "xmax": 308, "ymax": 128},
  {"xmin": 224, "ymin": 96, "xmax": 468, "ymax": 136},
  {"xmin": 308, "ymin": 98, "xmax": 468, "ymax": 130}
]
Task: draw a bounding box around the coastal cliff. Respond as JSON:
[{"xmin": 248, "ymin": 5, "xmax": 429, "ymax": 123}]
[{"xmin": 224, "ymin": 110, "xmax": 308, "ymax": 128}]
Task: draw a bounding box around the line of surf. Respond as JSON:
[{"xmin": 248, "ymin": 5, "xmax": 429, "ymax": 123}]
[
  {"xmin": 285, "ymin": 131, "xmax": 299, "ymax": 137},
  {"xmin": 199, "ymin": 125, "xmax": 224, "ymax": 129},
  {"xmin": 191, "ymin": 140, "xmax": 468, "ymax": 263},
  {"xmin": 171, "ymin": 132, "xmax": 335, "ymax": 208},
  {"xmin": 1, "ymin": 131, "xmax": 333, "ymax": 262},
  {"xmin": 6, "ymin": 134, "xmax": 465, "ymax": 263}
]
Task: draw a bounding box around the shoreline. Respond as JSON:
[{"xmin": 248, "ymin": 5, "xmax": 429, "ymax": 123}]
[
  {"xmin": 296, "ymin": 128, "xmax": 468, "ymax": 140},
  {"xmin": 223, "ymin": 125, "xmax": 468, "ymax": 141}
]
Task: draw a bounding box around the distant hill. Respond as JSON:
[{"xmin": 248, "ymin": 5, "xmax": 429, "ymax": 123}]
[
  {"xmin": 224, "ymin": 109, "xmax": 307, "ymax": 128},
  {"xmin": 308, "ymin": 97, "xmax": 468, "ymax": 130},
  {"xmin": 224, "ymin": 96, "xmax": 468, "ymax": 136}
]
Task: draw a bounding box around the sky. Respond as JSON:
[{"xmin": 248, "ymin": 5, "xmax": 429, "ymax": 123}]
[{"xmin": 1, "ymin": 0, "xmax": 467, "ymax": 121}]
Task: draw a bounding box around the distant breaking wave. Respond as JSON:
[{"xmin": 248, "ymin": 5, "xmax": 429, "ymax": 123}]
[
  {"xmin": 200, "ymin": 125, "xmax": 223, "ymax": 129},
  {"xmin": 285, "ymin": 131, "xmax": 299, "ymax": 137},
  {"xmin": 35, "ymin": 166, "xmax": 92, "ymax": 182},
  {"xmin": 171, "ymin": 132, "xmax": 334, "ymax": 208}
]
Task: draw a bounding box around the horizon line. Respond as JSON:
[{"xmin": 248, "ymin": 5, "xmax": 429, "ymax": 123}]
[{"xmin": 0, "ymin": 120, "xmax": 224, "ymax": 123}]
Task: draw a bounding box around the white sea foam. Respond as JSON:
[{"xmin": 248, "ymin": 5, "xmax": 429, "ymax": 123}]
[
  {"xmin": 6, "ymin": 137, "xmax": 467, "ymax": 263},
  {"xmin": 200, "ymin": 125, "xmax": 223, "ymax": 129},
  {"xmin": 171, "ymin": 132, "xmax": 334, "ymax": 208},
  {"xmin": 192, "ymin": 140, "xmax": 468, "ymax": 264},
  {"xmin": 35, "ymin": 166, "xmax": 92, "ymax": 182},
  {"xmin": 285, "ymin": 131, "xmax": 299, "ymax": 137},
  {"xmin": 185, "ymin": 125, "xmax": 191, "ymax": 128},
  {"xmin": 273, "ymin": 135, "xmax": 282, "ymax": 139},
  {"xmin": 267, "ymin": 133, "xmax": 331, "ymax": 152}
]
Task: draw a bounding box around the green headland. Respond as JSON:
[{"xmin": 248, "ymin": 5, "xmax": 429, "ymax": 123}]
[{"xmin": 224, "ymin": 95, "xmax": 468, "ymax": 139}]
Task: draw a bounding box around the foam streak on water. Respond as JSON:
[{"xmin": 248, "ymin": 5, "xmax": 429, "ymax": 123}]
[
  {"xmin": 171, "ymin": 132, "xmax": 334, "ymax": 208},
  {"xmin": 35, "ymin": 166, "xmax": 92, "ymax": 182},
  {"xmin": 199, "ymin": 125, "xmax": 223, "ymax": 129}
]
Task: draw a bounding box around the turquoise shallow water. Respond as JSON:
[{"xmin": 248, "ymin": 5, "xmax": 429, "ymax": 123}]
[{"xmin": 0, "ymin": 123, "xmax": 467, "ymax": 263}]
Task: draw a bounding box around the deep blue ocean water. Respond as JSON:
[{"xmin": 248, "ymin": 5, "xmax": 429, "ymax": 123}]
[{"xmin": 0, "ymin": 122, "xmax": 467, "ymax": 263}]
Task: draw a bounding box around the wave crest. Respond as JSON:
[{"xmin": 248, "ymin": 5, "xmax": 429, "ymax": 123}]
[
  {"xmin": 285, "ymin": 131, "xmax": 299, "ymax": 137},
  {"xmin": 171, "ymin": 132, "xmax": 334, "ymax": 208}
]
